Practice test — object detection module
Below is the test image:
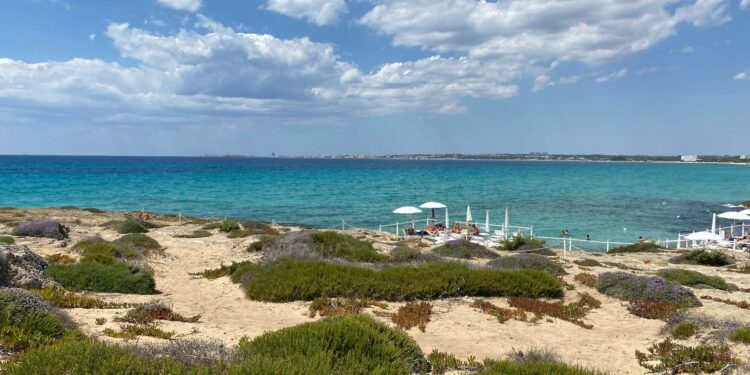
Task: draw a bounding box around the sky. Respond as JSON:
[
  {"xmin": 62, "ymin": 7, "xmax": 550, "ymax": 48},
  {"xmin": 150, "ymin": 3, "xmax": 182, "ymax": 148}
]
[{"xmin": 0, "ymin": 0, "xmax": 748, "ymax": 156}]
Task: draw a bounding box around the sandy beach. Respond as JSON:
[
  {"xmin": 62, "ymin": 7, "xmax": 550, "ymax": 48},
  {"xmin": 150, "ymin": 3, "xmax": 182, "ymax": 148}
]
[{"xmin": 2, "ymin": 207, "xmax": 749, "ymax": 374}]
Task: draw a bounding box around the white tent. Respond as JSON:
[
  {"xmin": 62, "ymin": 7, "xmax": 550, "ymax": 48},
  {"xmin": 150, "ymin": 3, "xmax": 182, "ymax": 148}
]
[{"xmin": 684, "ymin": 231, "xmax": 722, "ymax": 241}]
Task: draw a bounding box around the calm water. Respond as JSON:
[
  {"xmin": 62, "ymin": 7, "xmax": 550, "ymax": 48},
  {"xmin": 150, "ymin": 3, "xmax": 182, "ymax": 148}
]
[{"xmin": 1, "ymin": 156, "xmax": 748, "ymax": 245}]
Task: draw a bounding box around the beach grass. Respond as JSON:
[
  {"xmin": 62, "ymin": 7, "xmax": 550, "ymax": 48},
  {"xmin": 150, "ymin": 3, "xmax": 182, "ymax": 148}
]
[
  {"xmin": 656, "ymin": 269, "xmax": 733, "ymax": 291},
  {"xmin": 48, "ymin": 262, "xmax": 157, "ymax": 295},
  {"xmin": 669, "ymin": 249, "xmax": 733, "ymax": 266},
  {"xmin": 487, "ymin": 254, "xmax": 566, "ymax": 276},
  {"xmin": 608, "ymin": 242, "xmax": 663, "ymax": 254},
  {"xmin": 0, "ymin": 235, "xmax": 15, "ymax": 244},
  {"xmin": 0, "ymin": 289, "xmax": 76, "ymax": 351},
  {"xmin": 432, "ymin": 239, "xmax": 499, "ymax": 259},
  {"xmin": 496, "ymin": 237, "xmax": 546, "ymax": 251},
  {"xmin": 308, "ymin": 231, "xmax": 388, "ymax": 262},
  {"xmin": 230, "ymin": 258, "xmax": 562, "ymax": 302}
]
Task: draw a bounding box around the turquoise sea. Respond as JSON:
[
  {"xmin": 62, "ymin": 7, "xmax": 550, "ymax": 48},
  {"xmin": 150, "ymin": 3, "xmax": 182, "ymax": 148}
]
[{"xmin": 1, "ymin": 156, "xmax": 748, "ymax": 246}]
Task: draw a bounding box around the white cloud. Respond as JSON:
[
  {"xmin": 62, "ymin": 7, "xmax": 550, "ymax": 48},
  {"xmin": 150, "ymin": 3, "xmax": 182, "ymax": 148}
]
[
  {"xmin": 742, "ymin": 0, "xmax": 750, "ymax": 9},
  {"xmin": 682, "ymin": 46, "xmax": 695, "ymax": 53},
  {"xmin": 596, "ymin": 68, "xmax": 627, "ymax": 82},
  {"xmin": 559, "ymin": 75, "xmax": 579, "ymax": 84},
  {"xmin": 360, "ymin": 0, "xmax": 730, "ymax": 64},
  {"xmin": 264, "ymin": 0, "xmax": 347, "ymax": 26},
  {"xmin": 88, "ymin": 33, "xmax": 96, "ymax": 41},
  {"xmin": 532, "ymin": 74, "xmax": 553, "ymax": 92},
  {"xmin": 155, "ymin": 0, "xmax": 201, "ymax": 12},
  {"xmin": 734, "ymin": 71, "xmax": 749, "ymax": 80}
]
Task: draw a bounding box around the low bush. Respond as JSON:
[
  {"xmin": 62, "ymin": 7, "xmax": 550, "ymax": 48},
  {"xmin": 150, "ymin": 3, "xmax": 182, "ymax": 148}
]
[
  {"xmin": 573, "ymin": 273, "xmax": 598, "ymax": 287},
  {"xmin": 729, "ymin": 327, "xmax": 750, "ymax": 343},
  {"xmin": 74, "ymin": 239, "xmax": 131, "ymax": 265},
  {"xmin": 388, "ymin": 302, "xmax": 432, "ymax": 332},
  {"xmin": 573, "ymin": 259, "xmax": 602, "ymax": 267},
  {"xmin": 671, "ymin": 321, "xmax": 697, "ymax": 339},
  {"xmin": 238, "ymin": 258, "xmax": 563, "ymax": 302},
  {"xmin": 506, "ymin": 347, "xmax": 560, "ymax": 363},
  {"xmin": 0, "ymin": 288, "xmax": 75, "ymax": 351},
  {"xmin": 195, "ymin": 261, "xmax": 254, "ymax": 280},
  {"xmin": 103, "ymin": 324, "xmax": 175, "ymax": 340},
  {"xmin": 12, "ymin": 220, "xmax": 69, "ymax": 240},
  {"xmin": 608, "ymin": 242, "xmax": 663, "ymax": 254},
  {"xmin": 428, "ymin": 350, "xmax": 483, "ymax": 374},
  {"xmin": 174, "ymin": 230, "xmax": 212, "ymax": 238},
  {"xmin": 46, "ymin": 253, "xmax": 75, "ymax": 264},
  {"xmin": 596, "ymin": 272, "xmax": 700, "ymax": 307},
  {"xmin": 246, "ymin": 235, "xmax": 277, "ymax": 252},
  {"xmin": 601, "ymin": 261, "xmax": 642, "ymax": 271},
  {"xmin": 308, "ymin": 231, "xmax": 388, "ymax": 262},
  {"xmin": 217, "ymin": 220, "xmax": 240, "ymax": 233},
  {"xmin": 508, "ymin": 293, "xmax": 600, "ymax": 329},
  {"xmin": 479, "ymin": 361, "xmax": 606, "ymax": 375},
  {"xmin": 227, "ymin": 230, "xmax": 254, "ymax": 238},
  {"xmin": 432, "ymin": 239, "xmax": 499, "ymax": 259},
  {"xmin": 0, "ymin": 235, "xmax": 15, "ymax": 244},
  {"xmin": 627, "ymin": 300, "xmax": 680, "ymax": 320},
  {"xmin": 48, "ymin": 262, "xmax": 157, "ymax": 295},
  {"xmin": 389, "ymin": 246, "xmax": 440, "ymax": 263},
  {"xmin": 635, "ymin": 339, "xmax": 736, "ymax": 373},
  {"xmin": 113, "ymin": 234, "xmax": 163, "ymax": 257},
  {"xmin": 232, "ymin": 315, "xmax": 431, "ymax": 374},
  {"xmin": 669, "ymin": 249, "xmax": 733, "ymax": 266},
  {"xmin": 496, "ymin": 237, "xmax": 546, "ymax": 251},
  {"xmin": 656, "ymin": 269, "xmax": 732, "ymax": 291},
  {"xmin": 115, "ymin": 304, "xmax": 200, "ymax": 324},
  {"xmin": 117, "ymin": 218, "xmax": 149, "ymax": 234},
  {"xmin": 30, "ymin": 287, "xmax": 139, "ymax": 309},
  {"xmin": 487, "ymin": 254, "xmax": 566, "ymax": 276},
  {"xmin": 239, "ymin": 220, "xmax": 279, "ymax": 236},
  {"xmin": 308, "ymin": 297, "xmax": 383, "ymax": 318}
]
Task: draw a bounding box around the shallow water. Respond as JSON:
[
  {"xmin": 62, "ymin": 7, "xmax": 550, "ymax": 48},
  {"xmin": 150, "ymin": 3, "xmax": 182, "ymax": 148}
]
[{"xmin": 1, "ymin": 156, "xmax": 748, "ymax": 246}]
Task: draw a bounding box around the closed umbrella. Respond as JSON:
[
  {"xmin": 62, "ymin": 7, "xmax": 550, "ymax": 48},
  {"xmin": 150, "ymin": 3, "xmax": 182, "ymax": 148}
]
[
  {"xmin": 504, "ymin": 207, "xmax": 509, "ymax": 239},
  {"xmin": 466, "ymin": 206, "xmax": 472, "ymax": 235},
  {"xmin": 485, "ymin": 210, "xmax": 490, "ymax": 233},
  {"xmin": 711, "ymin": 213, "xmax": 717, "ymax": 234}
]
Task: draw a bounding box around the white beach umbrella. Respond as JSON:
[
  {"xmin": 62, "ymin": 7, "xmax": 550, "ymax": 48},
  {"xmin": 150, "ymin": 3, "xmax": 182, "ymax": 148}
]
[
  {"xmin": 718, "ymin": 211, "xmax": 750, "ymax": 221},
  {"xmin": 740, "ymin": 209, "xmax": 750, "ymax": 216},
  {"xmin": 466, "ymin": 206, "xmax": 473, "ymax": 223},
  {"xmin": 393, "ymin": 206, "xmax": 423, "ymax": 215},
  {"xmin": 419, "ymin": 202, "xmax": 447, "ymax": 220},
  {"xmin": 684, "ymin": 231, "xmax": 722, "ymax": 241}
]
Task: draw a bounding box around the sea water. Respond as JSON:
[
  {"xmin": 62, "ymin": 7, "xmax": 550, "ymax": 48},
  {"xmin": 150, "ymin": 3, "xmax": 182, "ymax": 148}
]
[{"xmin": 1, "ymin": 155, "xmax": 748, "ymax": 246}]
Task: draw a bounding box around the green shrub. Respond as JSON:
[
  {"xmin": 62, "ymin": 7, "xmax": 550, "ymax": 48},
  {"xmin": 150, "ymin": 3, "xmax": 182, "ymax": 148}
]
[
  {"xmin": 608, "ymin": 242, "xmax": 663, "ymax": 254},
  {"xmin": 174, "ymin": 230, "xmax": 211, "ymax": 238},
  {"xmin": 113, "ymin": 234, "xmax": 163, "ymax": 257},
  {"xmin": 234, "ymin": 315, "xmax": 430, "ymax": 374},
  {"xmin": 82, "ymin": 208, "xmax": 105, "ymax": 214},
  {"xmin": 635, "ymin": 339, "xmax": 736, "ymax": 373},
  {"xmin": 196, "ymin": 261, "xmax": 254, "ymax": 280},
  {"xmin": 389, "ymin": 247, "xmax": 440, "ymax": 263},
  {"xmin": 478, "ymin": 361, "xmax": 605, "ymax": 375},
  {"xmin": 487, "ymin": 254, "xmax": 566, "ymax": 276},
  {"xmin": 75, "ymin": 240, "xmax": 130, "ymax": 265},
  {"xmin": 247, "ymin": 235, "xmax": 277, "ymax": 252},
  {"xmin": 218, "ymin": 220, "xmax": 240, "ymax": 233},
  {"xmin": 0, "ymin": 235, "xmax": 15, "ymax": 244},
  {"xmin": 432, "ymin": 239, "xmax": 498, "ymax": 259},
  {"xmin": 671, "ymin": 321, "xmax": 697, "ymax": 339},
  {"xmin": 117, "ymin": 218, "xmax": 149, "ymax": 234},
  {"xmin": 496, "ymin": 237, "xmax": 546, "ymax": 251},
  {"xmin": 0, "ymin": 288, "xmax": 74, "ymax": 351},
  {"xmin": 729, "ymin": 327, "xmax": 750, "ymax": 343},
  {"xmin": 227, "ymin": 230, "xmax": 254, "ymax": 239},
  {"xmin": 669, "ymin": 249, "xmax": 733, "ymax": 266},
  {"xmin": 308, "ymin": 231, "xmax": 388, "ymax": 262},
  {"xmin": 656, "ymin": 269, "xmax": 731, "ymax": 291},
  {"xmin": 48, "ymin": 262, "xmax": 156, "ymax": 294},
  {"xmin": 596, "ymin": 272, "xmax": 700, "ymax": 307},
  {"xmin": 238, "ymin": 258, "xmax": 563, "ymax": 302},
  {"xmin": 573, "ymin": 259, "xmax": 602, "ymax": 267}
]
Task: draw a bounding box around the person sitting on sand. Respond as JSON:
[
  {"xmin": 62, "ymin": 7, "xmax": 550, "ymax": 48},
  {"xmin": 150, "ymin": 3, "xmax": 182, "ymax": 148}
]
[
  {"xmin": 452, "ymin": 223, "xmax": 462, "ymax": 234},
  {"xmin": 138, "ymin": 209, "xmax": 150, "ymax": 221},
  {"xmin": 472, "ymin": 224, "xmax": 480, "ymax": 236},
  {"xmin": 426, "ymin": 224, "xmax": 437, "ymax": 236}
]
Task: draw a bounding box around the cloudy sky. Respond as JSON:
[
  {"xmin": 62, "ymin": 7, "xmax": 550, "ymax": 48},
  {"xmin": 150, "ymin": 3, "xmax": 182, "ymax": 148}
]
[{"xmin": 0, "ymin": 0, "xmax": 748, "ymax": 156}]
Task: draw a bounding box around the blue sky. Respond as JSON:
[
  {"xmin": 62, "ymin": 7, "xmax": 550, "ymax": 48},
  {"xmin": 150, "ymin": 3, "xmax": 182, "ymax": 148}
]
[{"xmin": 0, "ymin": 0, "xmax": 748, "ymax": 156}]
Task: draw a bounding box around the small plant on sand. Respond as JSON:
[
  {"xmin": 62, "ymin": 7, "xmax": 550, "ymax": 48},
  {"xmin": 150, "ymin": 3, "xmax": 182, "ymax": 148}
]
[
  {"xmin": 174, "ymin": 230, "xmax": 211, "ymax": 238},
  {"xmin": 471, "ymin": 299, "xmax": 528, "ymax": 323},
  {"xmin": 46, "ymin": 253, "xmax": 75, "ymax": 264},
  {"xmin": 307, "ymin": 297, "xmax": 384, "ymax": 318},
  {"xmin": 387, "ymin": 302, "xmax": 432, "ymax": 332},
  {"xmin": 308, "ymin": 231, "xmax": 388, "ymax": 262},
  {"xmin": 114, "ymin": 304, "xmax": 200, "ymax": 324},
  {"xmin": 507, "ymin": 293, "xmax": 600, "ymax": 329},
  {"xmin": 496, "ymin": 237, "xmax": 546, "ymax": 251},
  {"xmin": 671, "ymin": 321, "xmax": 698, "ymax": 339},
  {"xmin": 669, "ymin": 249, "xmax": 733, "ymax": 267},
  {"xmin": 573, "ymin": 273, "xmax": 597, "ymax": 287},
  {"xmin": 700, "ymin": 295, "xmax": 750, "ymax": 310},
  {"xmin": 194, "ymin": 261, "xmax": 253, "ymax": 280},
  {"xmin": 103, "ymin": 323, "xmax": 175, "ymax": 340},
  {"xmin": 573, "ymin": 259, "xmax": 602, "ymax": 267},
  {"xmin": 635, "ymin": 339, "xmax": 736, "ymax": 373},
  {"xmin": 627, "ymin": 300, "xmax": 681, "ymax": 320},
  {"xmin": 0, "ymin": 235, "xmax": 15, "ymax": 244},
  {"xmin": 428, "ymin": 350, "xmax": 483, "ymax": 374},
  {"xmin": 95, "ymin": 317, "xmax": 107, "ymax": 325},
  {"xmin": 506, "ymin": 347, "xmax": 560, "ymax": 363},
  {"xmin": 487, "ymin": 254, "xmax": 566, "ymax": 276},
  {"xmin": 729, "ymin": 327, "xmax": 750, "ymax": 344},
  {"xmin": 601, "ymin": 261, "xmax": 643, "ymax": 271},
  {"xmin": 608, "ymin": 242, "xmax": 663, "ymax": 254},
  {"xmin": 216, "ymin": 220, "xmax": 240, "ymax": 233},
  {"xmin": 558, "ymin": 276, "xmax": 576, "ymax": 290},
  {"xmin": 30, "ymin": 287, "xmax": 139, "ymax": 309},
  {"xmin": 596, "ymin": 272, "xmax": 700, "ymax": 307},
  {"xmin": 388, "ymin": 246, "xmax": 439, "ymax": 263},
  {"xmin": 113, "ymin": 233, "xmax": 163, "ymax": 257},
  {"xmin": 117, "ymin": 217, "xmax": 149, "ymax": 234},
  {"xmin": 657, "ymin": 268, "xmax": 733, "ymax": 291},
  {"xmin": 432, "ymin": 239, "xmax": 499, "ymax": 259},
  {"xmin": 227, "ymin": 229, "xmax": 254, "ymax": 238}
]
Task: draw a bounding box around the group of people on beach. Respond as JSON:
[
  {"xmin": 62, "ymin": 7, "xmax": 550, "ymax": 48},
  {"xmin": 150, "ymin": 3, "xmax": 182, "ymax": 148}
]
[{"xmin": 407, "ymin": 222, "xmax": 481, "ymax": 236}]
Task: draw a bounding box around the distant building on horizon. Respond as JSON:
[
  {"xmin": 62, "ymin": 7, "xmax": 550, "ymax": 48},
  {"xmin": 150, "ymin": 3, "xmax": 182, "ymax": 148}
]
[
  {"xmin": 741, "ymin": 155, "xmax": 747, "ymax": 160},
  {"xmin": 680, "ymin": 155, "xmax": 698, "ymax": 162}
]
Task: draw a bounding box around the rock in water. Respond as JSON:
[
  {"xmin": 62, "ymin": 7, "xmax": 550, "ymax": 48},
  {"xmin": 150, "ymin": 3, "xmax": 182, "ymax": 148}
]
[
  {"xmin": 12, "ymin": 220, "xmax": 69, "ymax": 240},
  {"xmin": 0, "ymin": 245, "xmax": 58, "ymax": 289}
]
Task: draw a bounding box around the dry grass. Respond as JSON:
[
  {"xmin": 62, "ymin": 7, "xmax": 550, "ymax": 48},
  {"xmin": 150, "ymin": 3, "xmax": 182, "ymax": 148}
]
[
  {"xmin": 573, "ymin": 273, "xmax": 598, "ymax": 287},
  {"xmin": 46, "ymin": 253, "xmax": 76, "ymax": 264},
  {"xmin": 30, "ymin": 287, "xmax": 140, "ymax": 309},
  {"xmin": 103, "ymin": 324, "xmax": 174, "ymax": 340},
  {"xmin": 507, "ymin": 293, "xmax": 601, "ymax": 329},
  {"xmin": 471, "ymin": 299, "xmax": 528, "ymax": 323},
  {"xmin": 627, "ymin": 300, "xmax": 680, "ymax": 320},
  {"xmin": 307, "ymin": 297, "xmax": 386, "ymax": 318},
  {"xmin": 114, "ymin": 304, "xmax": 201, "ymax": 324},
  {"xmin": 700, "ymin": 295, "xmax": 750, "ymax": 310}
]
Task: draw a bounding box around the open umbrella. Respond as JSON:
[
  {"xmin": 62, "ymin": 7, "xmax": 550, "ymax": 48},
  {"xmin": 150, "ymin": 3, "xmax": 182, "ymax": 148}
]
[
  {"xmin": 419, "ymin": 202, "xmax": 447, "ymax": 221},
  {"xmin": 740, "ymin": 209, "xmax": 750, "ymax": 216},
  {"xmin": 718, "ymin": 211, "xmax": 750, "ymax": 221},
  {"xmin": 684, "ymin": 231, "xmax": 722, "ymax": 241},
  {"xmin": 393, "ymin": 206, "xmax": 422, "ymax": 235}
]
